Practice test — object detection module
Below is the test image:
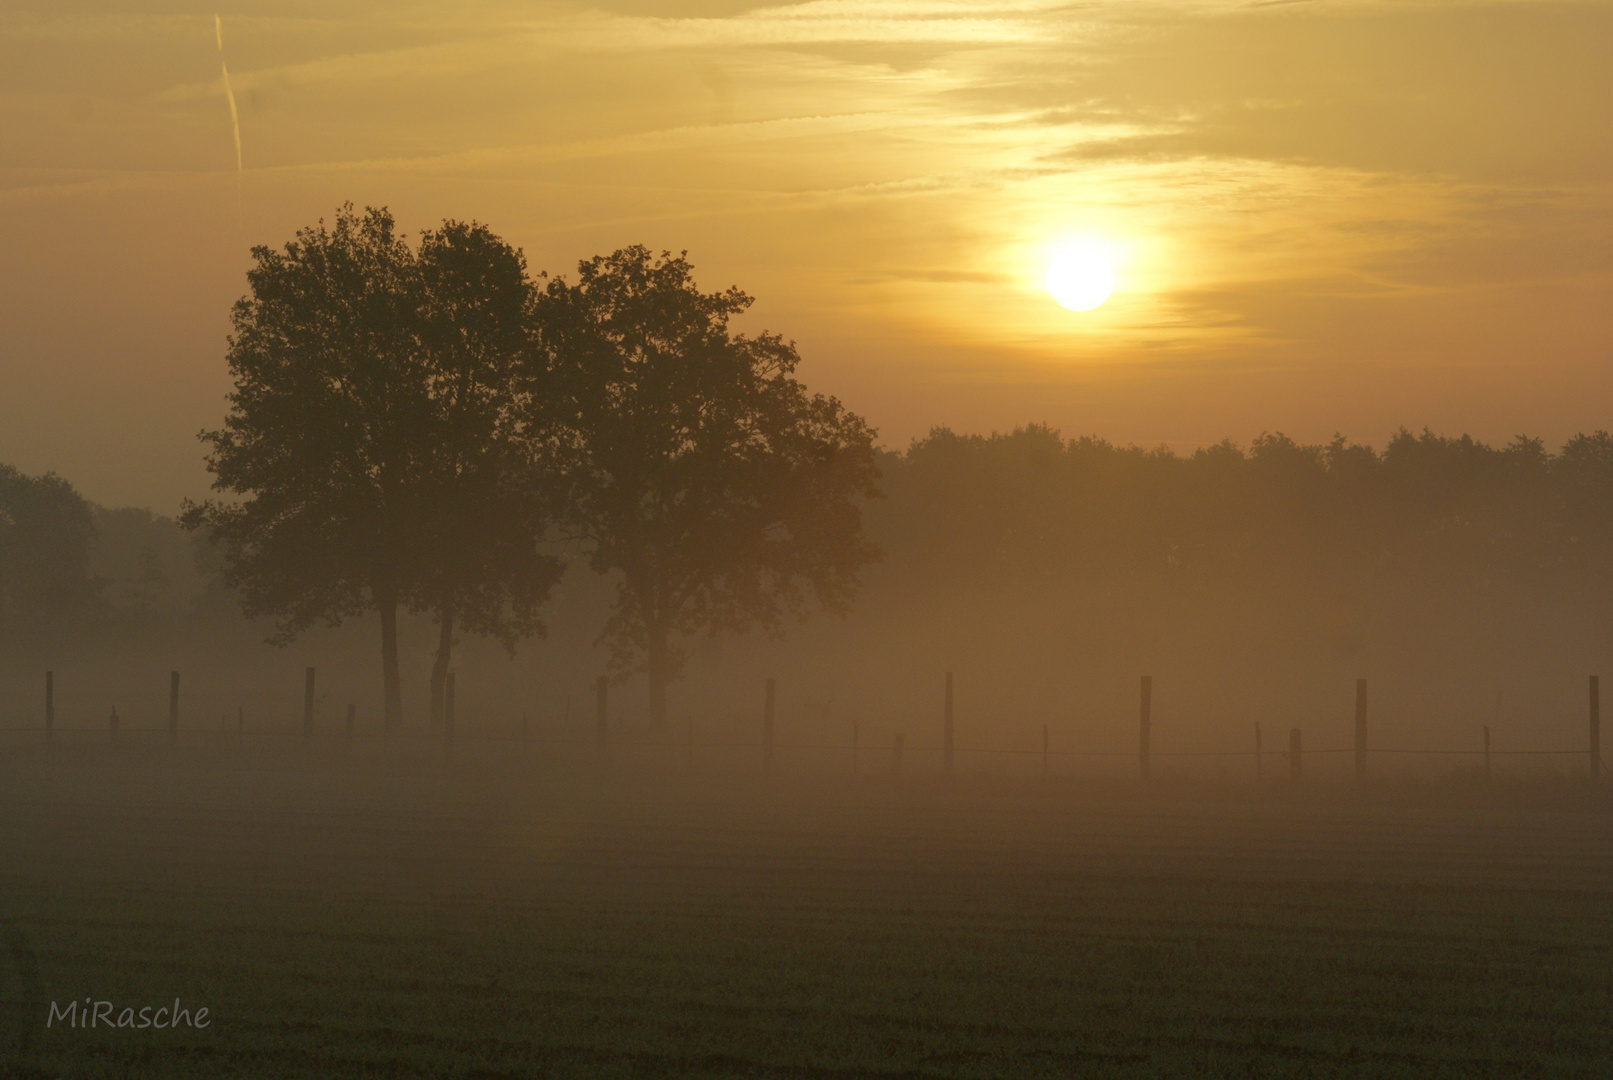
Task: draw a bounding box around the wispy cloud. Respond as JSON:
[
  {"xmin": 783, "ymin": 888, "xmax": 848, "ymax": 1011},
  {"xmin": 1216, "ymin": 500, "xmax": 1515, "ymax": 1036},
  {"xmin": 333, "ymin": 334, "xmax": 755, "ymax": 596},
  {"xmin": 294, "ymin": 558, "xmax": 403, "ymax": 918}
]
[
  {"xmin": 215, "ymin": 15, "xmax": 242, "ymax": 175},
  {"xmin": 1, "ymin": 0, "xmax": 1609, "ymax": 384}
]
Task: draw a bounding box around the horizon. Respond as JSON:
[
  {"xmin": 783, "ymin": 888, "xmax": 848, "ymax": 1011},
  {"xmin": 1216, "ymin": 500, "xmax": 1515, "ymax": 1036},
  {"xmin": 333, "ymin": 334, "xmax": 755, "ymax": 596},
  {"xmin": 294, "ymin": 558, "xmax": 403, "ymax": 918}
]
[
  {"xmin": 21, "ymin": 420, "xmax": 1613, "ymax": 516},
  {"xmin": 4, "ymin": 1, "xmax": 1612, "ymax": 509}
]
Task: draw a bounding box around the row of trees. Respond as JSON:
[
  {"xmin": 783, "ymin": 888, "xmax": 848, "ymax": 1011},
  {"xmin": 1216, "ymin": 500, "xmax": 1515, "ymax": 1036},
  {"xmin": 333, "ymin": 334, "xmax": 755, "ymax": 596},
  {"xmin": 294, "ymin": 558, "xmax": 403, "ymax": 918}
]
[
  {"xmin": 879, "ymin": 425, "xmax": 1613, "ymax": 589},
  {"xmin": 868, "ymin": 425, "xmax": 1613, "ymax": 676},
  {"xmin": 10, "ymin": 420, "xmax": 1613, "ymax": 710},
  {"xmin": 181, "ymin": 206, "xmax": 880, "ymax": 728}
]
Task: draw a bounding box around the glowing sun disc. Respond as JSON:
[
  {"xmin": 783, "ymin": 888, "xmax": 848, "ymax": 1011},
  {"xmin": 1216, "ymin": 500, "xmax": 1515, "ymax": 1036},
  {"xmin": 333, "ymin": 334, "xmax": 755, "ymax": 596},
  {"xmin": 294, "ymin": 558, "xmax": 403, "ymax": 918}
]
[{"xmin": 1046, "ymin": 244, "xmax": 1115, "ymax": 312}]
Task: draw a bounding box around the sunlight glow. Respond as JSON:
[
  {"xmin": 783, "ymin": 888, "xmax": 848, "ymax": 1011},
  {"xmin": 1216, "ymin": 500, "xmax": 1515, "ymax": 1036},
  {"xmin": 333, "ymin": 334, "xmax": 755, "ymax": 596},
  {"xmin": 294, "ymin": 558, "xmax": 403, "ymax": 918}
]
[{"xmin": 1045, "ymin": 239, "xmax": 1115, "ymax": 312}]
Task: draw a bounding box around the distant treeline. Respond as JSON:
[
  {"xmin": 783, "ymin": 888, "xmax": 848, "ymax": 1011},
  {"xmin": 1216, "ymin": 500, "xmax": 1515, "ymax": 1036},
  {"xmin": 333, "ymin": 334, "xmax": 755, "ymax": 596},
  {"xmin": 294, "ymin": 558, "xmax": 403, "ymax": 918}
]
[
  {"xmin": 876, "ymin": 425, "xmax": 1613, "ymax": 603},
  {"xmin": 8, "ymin": 423, "xmax": 1613, "ymax": 670},
  {"xmin": 0, "ymin": 465, "xmax": 221, "ymax": 648},
  {"xmin": 8, "ymin": 211, "xmax": 1613, "ymax": 736}
]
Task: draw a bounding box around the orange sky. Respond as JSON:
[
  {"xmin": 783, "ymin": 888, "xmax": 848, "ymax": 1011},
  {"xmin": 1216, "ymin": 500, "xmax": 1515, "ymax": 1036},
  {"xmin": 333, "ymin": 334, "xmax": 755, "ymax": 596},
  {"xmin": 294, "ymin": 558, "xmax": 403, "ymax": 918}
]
[{"xmin": 2, "ymin": 0, "xmax": 1611, "ymax": 509}]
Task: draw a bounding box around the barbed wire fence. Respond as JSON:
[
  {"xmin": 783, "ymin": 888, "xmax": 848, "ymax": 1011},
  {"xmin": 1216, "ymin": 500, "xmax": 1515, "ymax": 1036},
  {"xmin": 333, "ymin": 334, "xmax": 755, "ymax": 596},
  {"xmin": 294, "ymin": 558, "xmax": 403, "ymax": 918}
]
[{"xmin": 3, "ymin": 669, "xmax": 1608, "ymax": 781}]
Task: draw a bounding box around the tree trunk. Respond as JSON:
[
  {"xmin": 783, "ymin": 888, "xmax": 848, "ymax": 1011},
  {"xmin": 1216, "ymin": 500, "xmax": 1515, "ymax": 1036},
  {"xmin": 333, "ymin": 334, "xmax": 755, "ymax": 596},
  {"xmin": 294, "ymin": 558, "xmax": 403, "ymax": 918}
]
[
  {"xmin": 377, "ymin": 581, "xmax": 403, "ymax": 729},
  {"xmin": 646, "ymin": 629, "xmax": 670, "ymax": 733},
  {"xmin": 430, "ymin": 597, "xmax": 455, "ymax": 727}
]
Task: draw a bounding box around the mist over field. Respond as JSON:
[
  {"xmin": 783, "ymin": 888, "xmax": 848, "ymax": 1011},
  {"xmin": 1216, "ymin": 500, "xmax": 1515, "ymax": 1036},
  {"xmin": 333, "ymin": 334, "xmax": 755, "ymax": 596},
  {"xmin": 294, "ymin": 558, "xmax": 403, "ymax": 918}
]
[
  {"xmin": 8, "ymin": 329, "xmax": 1613, "ymax": 1080},
  {"xmin": 6, "ymin": 423, "xmax": 1612, "ymax": 775}
]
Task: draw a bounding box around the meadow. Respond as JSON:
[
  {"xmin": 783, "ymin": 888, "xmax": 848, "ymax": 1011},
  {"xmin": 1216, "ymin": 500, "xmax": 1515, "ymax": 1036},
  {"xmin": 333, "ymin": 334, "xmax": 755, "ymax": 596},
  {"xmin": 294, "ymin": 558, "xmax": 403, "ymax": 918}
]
[{"xmin": 2, "ymin": 736, "xmax": 1610, "ymax": 1079}]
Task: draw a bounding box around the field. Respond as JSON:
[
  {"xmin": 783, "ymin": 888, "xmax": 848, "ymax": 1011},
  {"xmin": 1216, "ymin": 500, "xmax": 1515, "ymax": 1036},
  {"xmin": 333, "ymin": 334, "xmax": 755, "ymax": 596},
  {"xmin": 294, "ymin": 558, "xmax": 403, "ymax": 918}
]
[{"xmin": 2, "ymin": 738, "xmax": 1611, "ymax": 1079}]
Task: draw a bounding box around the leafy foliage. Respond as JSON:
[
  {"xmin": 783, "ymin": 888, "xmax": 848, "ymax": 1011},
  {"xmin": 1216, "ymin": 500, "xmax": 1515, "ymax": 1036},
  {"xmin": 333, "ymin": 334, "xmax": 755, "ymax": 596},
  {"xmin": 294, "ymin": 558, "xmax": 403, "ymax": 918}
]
[
  {"xmin": 181, "ymin": 205, "xmax": 427, "ymax": 645},
  {"xmin": 0, "ymin": 464, "xmax": 99, "ymax": 649},
  {"xmin": 536, "ymin": 247, "xmax": 881, "ymax": 720},
  {"xmin": 867, "ymin": 425, "xmax": 1613, "ymax": 672},
  {"xmin": 181, "ymin": 206, "xmax": 563, "ymax": 724},
  {"xmin": 408, "ymin": 220, "xmax": 565, "ymax": 721}
]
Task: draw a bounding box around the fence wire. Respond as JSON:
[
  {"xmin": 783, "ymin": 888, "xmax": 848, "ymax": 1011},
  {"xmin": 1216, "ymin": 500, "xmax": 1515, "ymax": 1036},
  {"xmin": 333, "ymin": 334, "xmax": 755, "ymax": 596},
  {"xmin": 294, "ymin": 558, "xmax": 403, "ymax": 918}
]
[{"xmin": 0, "ymin": 725, "xmax": 1594, "ymax": 760}]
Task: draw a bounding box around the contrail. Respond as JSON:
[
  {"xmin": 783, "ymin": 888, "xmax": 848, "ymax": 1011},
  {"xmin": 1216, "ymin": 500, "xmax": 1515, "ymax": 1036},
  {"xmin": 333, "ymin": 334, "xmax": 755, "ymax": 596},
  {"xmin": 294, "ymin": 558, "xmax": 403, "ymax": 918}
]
[{"xmin": 216, "ymin": 15, "xmax": 243, "ymax": 222}]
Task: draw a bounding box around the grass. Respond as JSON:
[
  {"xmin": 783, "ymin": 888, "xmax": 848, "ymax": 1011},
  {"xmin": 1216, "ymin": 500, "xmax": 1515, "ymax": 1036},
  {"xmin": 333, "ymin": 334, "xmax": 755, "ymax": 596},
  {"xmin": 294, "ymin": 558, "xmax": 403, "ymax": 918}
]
[{"xmin": 1, "ymin": 740, "xmax": 1611, "ymax": 1078}]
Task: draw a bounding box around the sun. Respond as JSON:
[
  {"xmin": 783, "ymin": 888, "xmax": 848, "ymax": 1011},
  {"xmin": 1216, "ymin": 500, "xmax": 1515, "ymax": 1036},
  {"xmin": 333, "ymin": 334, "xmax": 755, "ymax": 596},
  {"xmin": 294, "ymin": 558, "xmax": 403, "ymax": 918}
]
[{"xmin": 1045, "ymin": 240, "xmax": 1115, "ymax": 312}]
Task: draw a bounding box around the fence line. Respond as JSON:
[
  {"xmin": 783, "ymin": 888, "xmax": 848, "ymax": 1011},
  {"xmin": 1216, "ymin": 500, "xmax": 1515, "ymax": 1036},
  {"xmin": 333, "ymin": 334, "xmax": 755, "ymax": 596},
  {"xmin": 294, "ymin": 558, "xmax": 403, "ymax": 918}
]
[
  {"xmin": 0, "ymin": 725, "xmax": 1593, "ymax": 759},
  {"xmin": 4, "ymin": 668, "xmax": 1605, "ymax": 779}
]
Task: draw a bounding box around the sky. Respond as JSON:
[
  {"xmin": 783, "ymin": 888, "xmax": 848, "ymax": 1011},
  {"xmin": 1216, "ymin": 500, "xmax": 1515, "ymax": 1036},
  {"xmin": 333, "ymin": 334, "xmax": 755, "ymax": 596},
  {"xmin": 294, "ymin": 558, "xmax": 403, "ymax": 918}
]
[{"xmin": 1, "ymin": 0, "xmax": 1610, "ymax": 510}]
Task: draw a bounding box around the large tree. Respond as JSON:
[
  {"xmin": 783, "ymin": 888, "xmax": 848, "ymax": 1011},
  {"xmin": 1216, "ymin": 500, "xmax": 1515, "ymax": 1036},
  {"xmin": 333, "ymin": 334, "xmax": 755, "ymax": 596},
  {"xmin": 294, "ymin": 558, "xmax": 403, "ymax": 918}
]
[
  {"xmin": 536, "ymin": 246, "xmax": 881, "ymax": 727},
  {"xmin": 410, "ymin": 220, "xmax": 564, "ymax": 724},
  {"xmin": 182, "ymin": 205, "xmax": 560, "ymax": 726}
]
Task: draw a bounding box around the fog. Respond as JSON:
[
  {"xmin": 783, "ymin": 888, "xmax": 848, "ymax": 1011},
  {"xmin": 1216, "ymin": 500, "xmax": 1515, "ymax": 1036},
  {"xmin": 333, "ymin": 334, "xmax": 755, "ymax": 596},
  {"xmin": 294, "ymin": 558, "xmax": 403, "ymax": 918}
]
[
  {"xmin": 7, "ymin": 425, "xmax": 1613, "ymax": 1076},
  {"xmin": 6, "ymin": 424, "xmax": 1609, "ymax": 783}
]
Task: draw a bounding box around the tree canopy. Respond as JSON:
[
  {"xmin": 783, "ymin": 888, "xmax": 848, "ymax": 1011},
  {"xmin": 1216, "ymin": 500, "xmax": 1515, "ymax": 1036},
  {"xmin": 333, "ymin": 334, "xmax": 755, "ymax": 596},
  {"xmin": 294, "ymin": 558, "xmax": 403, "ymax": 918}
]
[
  {"xmin": 182, "ymin": 206, "xmax": 562, "ymax": 726},
  {"xmin": 409, "ymin": 219, "xmax": 563, "ymax": 724},
  {"xmin": 863, "ymin": 425, "xmax": 1613, "ymax": 681},
  {"xmin": 535, "ymin": 246, "xmax": 881, "ymax": 726}
]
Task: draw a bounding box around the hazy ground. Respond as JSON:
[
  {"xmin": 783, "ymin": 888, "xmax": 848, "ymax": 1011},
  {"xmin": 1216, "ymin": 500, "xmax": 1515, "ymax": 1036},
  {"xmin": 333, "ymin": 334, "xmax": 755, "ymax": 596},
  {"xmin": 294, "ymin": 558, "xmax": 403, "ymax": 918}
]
[{"xmin": 2, "ymin": 735, "xmax": 1610, "ymax": 1079}]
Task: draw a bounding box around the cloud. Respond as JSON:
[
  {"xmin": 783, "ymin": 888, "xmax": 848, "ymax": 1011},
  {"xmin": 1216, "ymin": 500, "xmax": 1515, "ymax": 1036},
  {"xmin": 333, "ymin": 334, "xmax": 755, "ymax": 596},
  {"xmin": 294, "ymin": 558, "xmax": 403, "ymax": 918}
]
[{"xmin": 1, "ymin": 0, "xmax": 1609, "ymax": 387}]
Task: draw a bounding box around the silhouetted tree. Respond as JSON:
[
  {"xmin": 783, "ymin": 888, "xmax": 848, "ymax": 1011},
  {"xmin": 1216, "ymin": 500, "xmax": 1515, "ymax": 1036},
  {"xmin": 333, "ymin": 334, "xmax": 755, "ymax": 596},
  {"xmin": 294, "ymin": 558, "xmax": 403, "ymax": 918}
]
[
  {"xmin": 182, "ymin": 207, "xmax": 426, "ymax": 724},
  {"xmin": 537, "ymin": 247, "xmax": 881, "ymax": 727},
  {"xmin": 410, "ymin": 220, "xmax": 564, "ymax": 725},
  {"xmin": 182, "ymin": 205, "xmax": 562, "ymax": 727},
  {"xmin": 0, "ymin": 464, "xmax": 100, "ymax": 649}
]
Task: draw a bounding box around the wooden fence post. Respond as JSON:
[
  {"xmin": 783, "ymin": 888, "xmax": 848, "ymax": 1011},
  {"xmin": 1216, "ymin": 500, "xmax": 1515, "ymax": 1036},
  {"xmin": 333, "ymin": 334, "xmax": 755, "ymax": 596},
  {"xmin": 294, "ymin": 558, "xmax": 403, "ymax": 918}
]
[
  {"xmin": 302, "ymin": 667, "xmax": 316, "ymax": 746},
  {"xmin": 1289, "ymin": 727, "xmax": 1302, "ymax": 782},
  {"xmin": 44, "ymin": 671, "xmax": 54, "ymax": 746},
  {"xmin": 1255, "ymin": 722, "xmax": 1263, "ymax": 781},
  {"xmin": 943, "ymin": 671, "xmax": 954, "ymax": 775},
  {"xmin": 764, "ymin": 678, "xmax": 775, "ymax": 770},
  {"xmin": 890, "ymin": 732, "xmax": 904, "ymax": 776},
  {"xmin": 1042, "ymin": 724, "xmax": 1049, "ymax": 777},
  {"xmin": 1591, "ymin": 675, "xmax": 1601, "ymax": 782},
  {"xmin": 1139, "ymin": 676, "xmax": 1152, "ymax": 780},
  {"xmin": 1354, "ymin": 678, "xmax": 1368, "ymax": 782},
  {"xmin": 168, "ymin": 671, "xmax": 180, "ymax": 743},
  {"xmin": 595, "ymin": 676, "xmax": 608, "ymax": 750},
  {"xmin": 1483, "ymin": 725, "xmax": 1492, "ymax": 780},
  {"xmin": 345, "ymin": 704, "xmax": 355, "ymax": 752}
]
